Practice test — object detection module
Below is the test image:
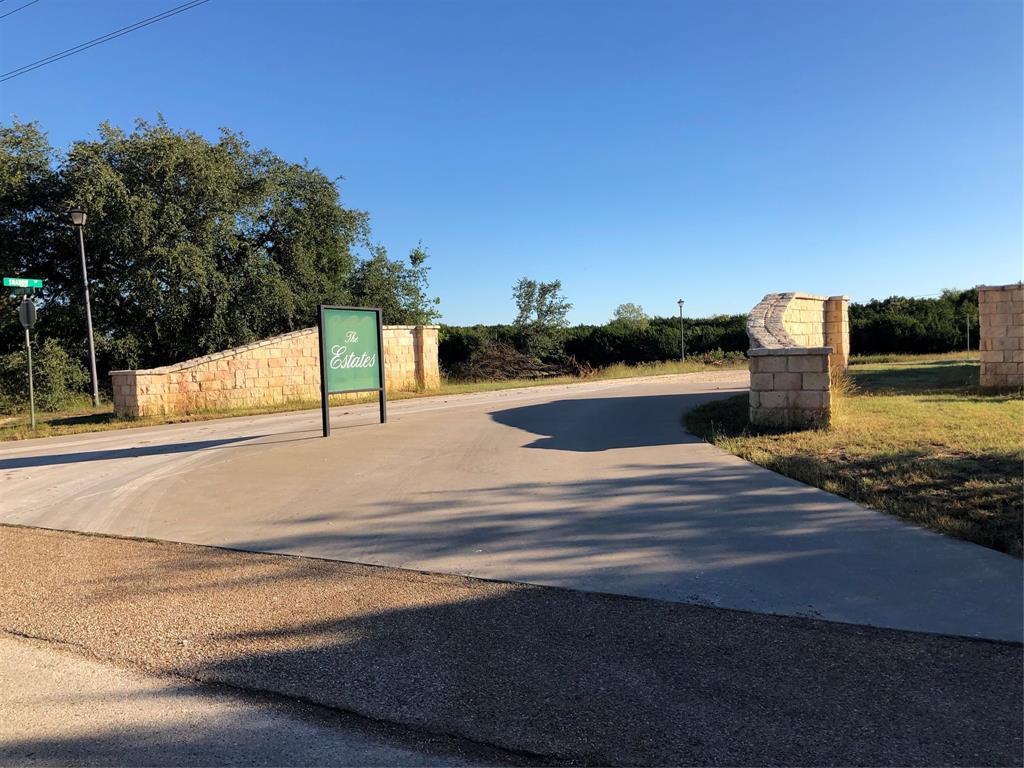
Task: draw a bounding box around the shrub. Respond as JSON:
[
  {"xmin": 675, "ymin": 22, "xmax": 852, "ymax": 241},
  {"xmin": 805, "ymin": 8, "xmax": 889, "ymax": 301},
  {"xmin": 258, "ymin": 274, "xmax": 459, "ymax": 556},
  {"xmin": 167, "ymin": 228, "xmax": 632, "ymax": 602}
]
[
  {"xmin": 0, "ymin": 337, "xmax": 90, "ymax": 414},
  {"xmin": 448, "ymin": 341, "xmax": 562, "ymax": 381},
  {"xmin": 849, "ymin": 290, "xmax": 977, "ymax": 354}
]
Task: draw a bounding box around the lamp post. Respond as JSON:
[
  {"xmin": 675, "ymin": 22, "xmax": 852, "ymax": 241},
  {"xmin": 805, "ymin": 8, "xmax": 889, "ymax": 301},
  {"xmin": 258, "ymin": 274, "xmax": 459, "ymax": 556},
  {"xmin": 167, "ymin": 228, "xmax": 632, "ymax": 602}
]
[
  {"xmin": 69, "ymin": 208, "xmax": 100, "ymax": 407},
  {"xmin": 677, "ymin": 298, "xmax": 685, "ymax": 362}
]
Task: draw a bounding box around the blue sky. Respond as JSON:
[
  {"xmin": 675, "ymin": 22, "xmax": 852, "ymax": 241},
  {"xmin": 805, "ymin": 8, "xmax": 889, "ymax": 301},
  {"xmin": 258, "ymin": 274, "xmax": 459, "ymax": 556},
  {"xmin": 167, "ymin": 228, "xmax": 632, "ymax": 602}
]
[{"xmin": 1, "ymin": 0, "xmax": 1020, "ymax": 325}]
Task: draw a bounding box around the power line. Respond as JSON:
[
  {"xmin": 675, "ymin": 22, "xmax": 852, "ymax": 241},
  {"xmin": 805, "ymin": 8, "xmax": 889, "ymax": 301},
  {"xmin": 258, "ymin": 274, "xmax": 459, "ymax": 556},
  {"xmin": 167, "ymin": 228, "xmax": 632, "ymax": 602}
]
[
  {"xmin": 0, "ymin": 0, "xmax": 210, "ymax": 83},
  {"xmin": 0, "ymin": 0, "xmax": 41, "ymax": 20}
]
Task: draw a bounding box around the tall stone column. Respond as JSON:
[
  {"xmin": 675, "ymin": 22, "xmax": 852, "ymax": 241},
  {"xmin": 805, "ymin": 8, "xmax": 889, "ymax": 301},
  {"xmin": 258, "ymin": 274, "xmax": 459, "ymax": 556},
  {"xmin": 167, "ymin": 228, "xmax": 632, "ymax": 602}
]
[{"xmin": 825, "ymin": 296, "xmax": 850, "ymax": 372}]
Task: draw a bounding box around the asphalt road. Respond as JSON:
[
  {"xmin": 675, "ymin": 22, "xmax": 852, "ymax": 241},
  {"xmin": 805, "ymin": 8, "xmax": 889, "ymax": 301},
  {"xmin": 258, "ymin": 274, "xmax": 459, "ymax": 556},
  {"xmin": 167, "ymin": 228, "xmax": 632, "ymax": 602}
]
[
  {"xmin": 1, "ymin": 371, "xmax": 1021, "ymax": 640},
  {"xmin": 1, "ymin": 526, "xmax": 1020, "ymax": 767},
  {"xmin": 0, "ymin": 633, "xmax": 498, "ymax": 767}
]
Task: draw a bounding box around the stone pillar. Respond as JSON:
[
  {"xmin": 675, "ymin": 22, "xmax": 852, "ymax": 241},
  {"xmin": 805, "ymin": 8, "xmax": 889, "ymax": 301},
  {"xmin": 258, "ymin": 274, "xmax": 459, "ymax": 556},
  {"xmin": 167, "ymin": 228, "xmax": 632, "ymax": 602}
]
[
  {"xmin": 413, "ymin": 325, "xmax": 426, "ymax": 390},
  {"xmin": 749, "ymin": 348, "xmax": 831, "ymax": 428},
  {"xmin": 824, "ymin": 296, "xmax": 850, "ymax": 372},
  {"xmin": 979, "ymin": 283, "xmax": 1024, "ymax": 389},
  {"xmin": 416, "ymin": 325, "xmax": 441, "ymax": 389}
]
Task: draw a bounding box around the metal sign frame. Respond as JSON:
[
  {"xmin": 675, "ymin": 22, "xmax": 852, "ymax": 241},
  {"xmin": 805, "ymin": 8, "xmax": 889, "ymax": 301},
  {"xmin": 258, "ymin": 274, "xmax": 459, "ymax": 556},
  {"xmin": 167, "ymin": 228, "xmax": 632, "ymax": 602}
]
[{"xmin": 317, "ymin": 305, "xmax": 387, "ymax": 437}]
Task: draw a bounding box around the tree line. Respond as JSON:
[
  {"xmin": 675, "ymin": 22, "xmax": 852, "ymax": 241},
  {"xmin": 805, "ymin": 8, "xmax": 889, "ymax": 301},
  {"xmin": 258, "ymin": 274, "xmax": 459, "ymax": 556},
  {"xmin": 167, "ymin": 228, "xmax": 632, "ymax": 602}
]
[
  {"xmin": 439, "ymin": 287, "xmax": 981, "ymax": 378},
  {"xmin": 441, "ymin": 281, "xmax": 748, "ymax": 379}
]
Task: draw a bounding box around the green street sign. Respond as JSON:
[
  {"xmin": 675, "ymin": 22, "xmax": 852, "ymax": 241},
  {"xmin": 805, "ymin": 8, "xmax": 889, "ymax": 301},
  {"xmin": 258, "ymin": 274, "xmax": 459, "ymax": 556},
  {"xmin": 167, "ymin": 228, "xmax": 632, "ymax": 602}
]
[
  {"xmin": 3, "ymin": 277, "xmax": 43, "ymax": 288},
  {"xmin": 318, "ymin": 305, "xmax": 386, "ymax": 435}
]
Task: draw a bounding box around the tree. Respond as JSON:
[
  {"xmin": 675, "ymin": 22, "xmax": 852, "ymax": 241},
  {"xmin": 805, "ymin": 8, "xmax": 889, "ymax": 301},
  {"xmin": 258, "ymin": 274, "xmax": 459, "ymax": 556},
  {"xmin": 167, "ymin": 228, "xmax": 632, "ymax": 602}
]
[
  {"xmin": 512, "ymin": 277, "xmax": 572, "ymax": 357},
  {"xmin": 348, "ymin": 243, "xmax": 441, "ymax": 325},
  {"xmin": 54, "ymin": 119, "xmax": 368, "ymax": 370},
  {"xmin": 611, "ymin": 303, "xmax": 649, "ymax": 328},
  {"xmin": 0, "ymin": 120, "xmax": 64, "ymax": 360},
  {"xmin": 512, "ymin": 277, "xmax": 571, "ymax": 329},
  {"xmin": 0, "ymin": 117, "xmax": 442, "ymax": 380}
]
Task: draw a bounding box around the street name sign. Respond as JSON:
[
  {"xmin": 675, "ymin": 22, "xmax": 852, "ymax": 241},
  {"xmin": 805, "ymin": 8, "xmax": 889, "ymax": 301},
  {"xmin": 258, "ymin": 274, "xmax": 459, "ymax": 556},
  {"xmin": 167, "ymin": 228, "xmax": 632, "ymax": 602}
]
[
  {"xmin": 3, "ymin": 277, "xmax": 43, "ymax": 289},
  {"xmin": 317, "ymin": 305, "xmax": 387, "ymax": 436}
]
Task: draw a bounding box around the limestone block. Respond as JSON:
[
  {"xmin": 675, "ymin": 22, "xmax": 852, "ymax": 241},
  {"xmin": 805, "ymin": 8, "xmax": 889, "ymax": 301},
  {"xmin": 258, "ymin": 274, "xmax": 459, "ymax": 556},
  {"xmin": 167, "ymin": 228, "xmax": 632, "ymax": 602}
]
[
  {"xmin": 802, "ymin": 372, "xmax": 829, "ymax": 390},
  {"xmin": 790, "ymin": 390, "xmax": 830, "ymax": 409},
  {"xmin": 759, "ymin": 391, "xmax": 788, "ymax": 409},
  {"xmin": 750, "ymin": 408, "xmax": 787, "ymax": 428},
  {"xmin": 774, "ymin": 372, "xmax": 802, "ymax": 390},
  {"xmin": 787, "ymin": 355, "xmax": 827, "ymax": 373},
  {"xmin": 993, "ymin": 336, "xmax": 1020, "ymax": 351},
  {"xmin": 750, "ymin": 373, "xmax": 774, "ymax": 390}
]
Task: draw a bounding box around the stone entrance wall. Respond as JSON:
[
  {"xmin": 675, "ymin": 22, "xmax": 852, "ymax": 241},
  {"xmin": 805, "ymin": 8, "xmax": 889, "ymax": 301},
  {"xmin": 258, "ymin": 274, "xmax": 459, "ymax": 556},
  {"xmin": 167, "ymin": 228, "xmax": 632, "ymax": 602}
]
[
  {"xmin": 112, "ymin": 325, "xmax": 440, "ymax": 418},
  {"xmin": 978, "ymin": 283, "xmax": 1024, "ymax": 389},
  {"xmin": 746, "ymin": 293, "xmax": 849, "ymax": 428}
]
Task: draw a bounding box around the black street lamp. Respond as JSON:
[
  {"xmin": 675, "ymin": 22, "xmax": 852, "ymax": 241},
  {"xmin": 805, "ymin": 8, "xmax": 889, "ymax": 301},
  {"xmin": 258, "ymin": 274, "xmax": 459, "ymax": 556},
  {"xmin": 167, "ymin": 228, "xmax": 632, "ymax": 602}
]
[
  {"xmin": 677, "ymin": 298, "xmax": 686, "ymax": 362},
  {"xmin": 69, "ymin": 208, "xmax": 100, "ymax": 407}
]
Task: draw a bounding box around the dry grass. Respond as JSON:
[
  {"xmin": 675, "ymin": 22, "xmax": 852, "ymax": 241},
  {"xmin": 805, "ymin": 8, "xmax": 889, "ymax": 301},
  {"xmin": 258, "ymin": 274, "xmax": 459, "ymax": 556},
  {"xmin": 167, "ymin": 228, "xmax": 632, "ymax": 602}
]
[
  {"xmin": 686, "ymin": 359, "xmax": 1023, "ymax": 557},
  {"xmin": 0, "ymin": 357, "xmax": 746, "ymax": 442}
]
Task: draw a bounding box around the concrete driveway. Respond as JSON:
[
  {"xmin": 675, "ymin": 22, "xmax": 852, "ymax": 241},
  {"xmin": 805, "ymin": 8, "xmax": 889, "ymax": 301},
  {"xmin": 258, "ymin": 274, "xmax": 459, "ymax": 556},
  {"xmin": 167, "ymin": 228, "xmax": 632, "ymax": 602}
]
[{"xmin": 1, "ymin": 371, "xmax": 1020, "ymax": 641}]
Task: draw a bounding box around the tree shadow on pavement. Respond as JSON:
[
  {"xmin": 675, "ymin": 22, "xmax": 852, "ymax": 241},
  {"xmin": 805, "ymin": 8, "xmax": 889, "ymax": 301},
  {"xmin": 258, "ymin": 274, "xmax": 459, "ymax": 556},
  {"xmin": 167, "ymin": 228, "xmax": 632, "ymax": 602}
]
[
  {"xmin": 0, "ymin": 434, "xmax": 317, "ymax": 470},
  {"xmin": 0, "ymin": 647, "xmax": 496, "ymax": 768},
  {"xmin": 206, "ymin": 452, "xmax": 1022, "ymax": 644},
  {"xmin": 0, "ymin": 526, "xmax": 1020, "ymax": 767},
  {"xmin": 489, "ymin": 393, "xmax": 723, "ymax": 451}
]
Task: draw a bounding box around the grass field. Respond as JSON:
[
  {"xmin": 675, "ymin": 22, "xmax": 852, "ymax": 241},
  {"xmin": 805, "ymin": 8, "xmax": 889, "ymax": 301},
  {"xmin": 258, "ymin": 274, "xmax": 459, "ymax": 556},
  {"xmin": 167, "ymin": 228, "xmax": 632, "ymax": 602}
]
[
  {"xmin": 0, "ymin": 357, "xmax": 746, "ymax": 442},
  {"xmin": 685, "ymin": 356, "xmax": 1023, "ymax": 557}
]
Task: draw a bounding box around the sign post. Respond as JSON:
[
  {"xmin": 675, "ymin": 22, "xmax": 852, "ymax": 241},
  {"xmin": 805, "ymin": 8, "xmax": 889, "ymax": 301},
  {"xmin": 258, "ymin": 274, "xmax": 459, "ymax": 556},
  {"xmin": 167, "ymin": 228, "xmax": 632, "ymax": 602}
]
[
  {"xmin": 6, "ymin": 278, "xmax": 43, "ymax": 430},
  {"xmin": 18, "ymin": 298, "xmax": 37, "ymax": 430},
  {"xmin": 317, "ymin": 305, "xmax": 386, "ymax": 437}
]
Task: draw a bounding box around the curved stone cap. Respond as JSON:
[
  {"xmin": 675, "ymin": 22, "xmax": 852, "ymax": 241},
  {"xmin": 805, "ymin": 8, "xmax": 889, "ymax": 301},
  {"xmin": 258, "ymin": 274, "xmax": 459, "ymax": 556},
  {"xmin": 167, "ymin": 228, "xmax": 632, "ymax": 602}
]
[
  {"xmin": 747, "ymin": 292, "xmax": 848, "ymax": 351},
  {"xmin": 747, "ymin": 293, "xmax": 801, "ymax": 349}
]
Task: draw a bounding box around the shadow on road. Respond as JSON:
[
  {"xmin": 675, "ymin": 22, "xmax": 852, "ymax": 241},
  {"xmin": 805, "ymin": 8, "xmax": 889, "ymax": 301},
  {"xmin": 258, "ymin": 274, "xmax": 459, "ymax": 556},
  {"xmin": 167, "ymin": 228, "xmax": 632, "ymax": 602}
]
[
  {"xmin": 0, "ymin": 436, "xmax": 289, "ymax": 470},
  {"xmin": 0, "ymin": 526, "xmax": 1020, "ymax": 767},
  {"xmin": 489, "ymin": 392, "xmax": 728, "ymax": 451}
]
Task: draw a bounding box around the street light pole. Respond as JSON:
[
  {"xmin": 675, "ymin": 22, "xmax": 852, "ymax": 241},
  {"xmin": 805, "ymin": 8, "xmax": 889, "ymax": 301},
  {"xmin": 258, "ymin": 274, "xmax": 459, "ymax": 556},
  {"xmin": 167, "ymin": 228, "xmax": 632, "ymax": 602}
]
[
  {"xmin": 70, "ymin": 208, "xmax": 100, "ymax": 407},
  {"xmin": 677, "ymin": 299, "xmax": 685, "ymax": 362}
]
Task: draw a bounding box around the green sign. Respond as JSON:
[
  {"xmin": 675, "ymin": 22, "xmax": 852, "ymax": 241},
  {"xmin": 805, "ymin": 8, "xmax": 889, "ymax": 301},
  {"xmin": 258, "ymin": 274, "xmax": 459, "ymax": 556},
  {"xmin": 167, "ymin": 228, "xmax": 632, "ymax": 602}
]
[
  {"xmin": 318, "ymin": 305, "xmax": 386, "ymax": 434},
  {"xmin": 3, "ymin": 277, "xmax": 43, "ymax": 288}
]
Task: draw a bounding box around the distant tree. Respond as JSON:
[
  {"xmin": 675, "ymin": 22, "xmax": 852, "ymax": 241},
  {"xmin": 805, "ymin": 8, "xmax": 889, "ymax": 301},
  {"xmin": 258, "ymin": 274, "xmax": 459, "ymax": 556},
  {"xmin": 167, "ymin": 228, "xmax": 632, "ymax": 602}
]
[
  {"xmin": 512, "ymin": 277, "xmax": 572, "ymax": 357},
  {"xmin": 348, "ymin": 243, "xmax": 441, "ymax": 325},
  {"xmin": 513, "ymin": 277, "xmax": 571, "ymax": 328},
  {"xmin": 611, "ymin": 303, "xmax": 649, "ymax": 328}
]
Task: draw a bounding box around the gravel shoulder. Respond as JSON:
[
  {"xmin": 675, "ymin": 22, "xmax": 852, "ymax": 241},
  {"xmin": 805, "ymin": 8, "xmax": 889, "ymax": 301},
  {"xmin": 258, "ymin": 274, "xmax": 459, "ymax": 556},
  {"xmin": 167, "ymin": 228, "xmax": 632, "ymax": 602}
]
[{"xmin": 1, "ymin": 525, "xmax": 1020, "ymax": 767}]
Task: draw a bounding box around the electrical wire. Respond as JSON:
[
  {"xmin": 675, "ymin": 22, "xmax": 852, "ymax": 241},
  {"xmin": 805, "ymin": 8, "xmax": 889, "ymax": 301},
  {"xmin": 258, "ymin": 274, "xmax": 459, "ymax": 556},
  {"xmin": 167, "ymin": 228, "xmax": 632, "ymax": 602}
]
[
  {"xmin": 0, "ymin": 0, "xmax": 41, "ymax": 20},
  {"xmin": 0, "ymin": 0, "xmax": 210, "ymax": 82}
]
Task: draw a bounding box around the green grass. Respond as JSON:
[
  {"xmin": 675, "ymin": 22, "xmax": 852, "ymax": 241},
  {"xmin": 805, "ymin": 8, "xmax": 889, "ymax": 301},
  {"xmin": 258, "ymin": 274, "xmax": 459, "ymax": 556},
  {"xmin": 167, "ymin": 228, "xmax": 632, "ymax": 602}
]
[
  {"xmin": 685, "ymin": 359, "xmax": 1024, "ymax": 557},
  {"xmin": 0, "ymin": 357, "xmax": 746, "ymax": 442},
  {"xmin": 848, "ymin": 351, "xmax": 978, "ymax": 366}
]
